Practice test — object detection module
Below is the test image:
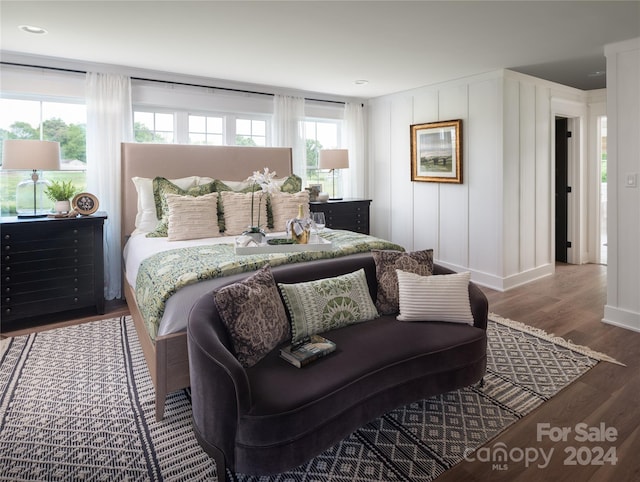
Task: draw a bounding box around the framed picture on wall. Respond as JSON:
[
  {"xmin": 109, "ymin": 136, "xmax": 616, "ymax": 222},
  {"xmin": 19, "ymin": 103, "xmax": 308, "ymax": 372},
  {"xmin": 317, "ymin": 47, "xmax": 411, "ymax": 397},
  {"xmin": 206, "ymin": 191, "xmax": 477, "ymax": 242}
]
[{"xmin": 410, "ymin": 119, "xmax": 462, "ymax": 183}]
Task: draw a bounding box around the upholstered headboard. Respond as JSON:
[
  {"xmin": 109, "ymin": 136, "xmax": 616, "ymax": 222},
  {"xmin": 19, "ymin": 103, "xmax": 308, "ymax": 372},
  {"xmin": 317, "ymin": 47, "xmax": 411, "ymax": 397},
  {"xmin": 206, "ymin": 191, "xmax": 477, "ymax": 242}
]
[{"xmin": 121, "ymin": 142, "xmax": 293, "ymax": 243}]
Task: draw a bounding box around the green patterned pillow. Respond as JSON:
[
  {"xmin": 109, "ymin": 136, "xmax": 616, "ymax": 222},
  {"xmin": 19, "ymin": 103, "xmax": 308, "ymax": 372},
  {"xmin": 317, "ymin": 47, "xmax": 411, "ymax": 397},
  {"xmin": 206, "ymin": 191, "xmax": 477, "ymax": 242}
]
[
  {"xmin": 278, "ymin": 268, "xmax": 379, "ymax": 344},
  {"xmin": 147, "ymin": 177, "xmax": 217, "ymax": 237}
]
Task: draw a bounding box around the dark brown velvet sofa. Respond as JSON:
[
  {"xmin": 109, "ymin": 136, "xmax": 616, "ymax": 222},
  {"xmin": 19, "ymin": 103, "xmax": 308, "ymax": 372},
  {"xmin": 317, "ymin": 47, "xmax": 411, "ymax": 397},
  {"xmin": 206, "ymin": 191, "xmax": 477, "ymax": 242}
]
[{"xmin": 187, "ymin": 253, "xmax": 488, "ymax": 480}]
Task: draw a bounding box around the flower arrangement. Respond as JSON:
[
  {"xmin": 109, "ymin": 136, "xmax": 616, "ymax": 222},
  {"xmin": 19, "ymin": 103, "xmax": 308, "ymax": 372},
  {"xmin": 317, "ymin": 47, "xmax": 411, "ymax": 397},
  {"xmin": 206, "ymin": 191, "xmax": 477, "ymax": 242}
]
[{"xmin": 246, "ymin": 168, "xmax": 279, "ymax": 232}]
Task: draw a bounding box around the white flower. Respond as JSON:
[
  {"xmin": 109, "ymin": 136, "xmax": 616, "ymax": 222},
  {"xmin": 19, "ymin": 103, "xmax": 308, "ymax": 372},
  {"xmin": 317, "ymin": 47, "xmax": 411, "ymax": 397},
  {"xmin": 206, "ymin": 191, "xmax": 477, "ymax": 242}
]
[{"xmin": 246, "ymin": 167, "xmax": 278, "ymax": 228}]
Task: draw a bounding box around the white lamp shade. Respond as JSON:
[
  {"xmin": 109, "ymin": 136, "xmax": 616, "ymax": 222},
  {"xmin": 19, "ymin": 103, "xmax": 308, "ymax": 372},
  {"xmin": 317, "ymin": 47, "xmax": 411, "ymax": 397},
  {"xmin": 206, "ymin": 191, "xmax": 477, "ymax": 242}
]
[
  {"xmin": 2, "ymin": 139, "xmax": 61, "ymax": 171},
  {"xmin": 319, "ymin": 149, "xmax": 349, "ymax": 170}
]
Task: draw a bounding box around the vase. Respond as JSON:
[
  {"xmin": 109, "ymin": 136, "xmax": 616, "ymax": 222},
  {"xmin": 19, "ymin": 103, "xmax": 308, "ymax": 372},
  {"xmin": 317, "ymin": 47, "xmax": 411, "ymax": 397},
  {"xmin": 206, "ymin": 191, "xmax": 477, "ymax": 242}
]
[
  {"xmin": 242, "ymin": 227, "xmax": 266, "ymax": 244},
  {"xmin": 54, "ymin": 200, "xmax": 71, "ymax": 214}
]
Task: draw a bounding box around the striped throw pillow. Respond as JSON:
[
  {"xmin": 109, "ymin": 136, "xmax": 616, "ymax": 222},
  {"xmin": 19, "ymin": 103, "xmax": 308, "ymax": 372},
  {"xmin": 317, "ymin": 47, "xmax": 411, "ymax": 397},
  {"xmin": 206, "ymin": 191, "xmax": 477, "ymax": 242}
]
[{"xmin": 396, "ymin": 270, "xmax": 473, "ymax": 324}]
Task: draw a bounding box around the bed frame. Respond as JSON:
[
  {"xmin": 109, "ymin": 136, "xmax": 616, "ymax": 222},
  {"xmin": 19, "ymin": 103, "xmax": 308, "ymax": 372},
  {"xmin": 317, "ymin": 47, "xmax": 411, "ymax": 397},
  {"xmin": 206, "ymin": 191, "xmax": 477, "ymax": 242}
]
[{"xmin": 121, "ymin": 142, "xmax": 293, "ymax": 420}]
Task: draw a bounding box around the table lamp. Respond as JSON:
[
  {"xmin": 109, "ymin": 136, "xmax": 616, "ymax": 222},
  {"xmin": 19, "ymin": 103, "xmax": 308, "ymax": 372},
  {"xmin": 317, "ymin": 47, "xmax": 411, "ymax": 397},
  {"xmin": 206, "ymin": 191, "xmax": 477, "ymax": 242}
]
[
  {"xmin": 2, "ymin": 139, "xmax": 61, "ymax": 218},
  {"xmin": 319, "ymin": 149, "xmax": 349, "ymax": 200}
]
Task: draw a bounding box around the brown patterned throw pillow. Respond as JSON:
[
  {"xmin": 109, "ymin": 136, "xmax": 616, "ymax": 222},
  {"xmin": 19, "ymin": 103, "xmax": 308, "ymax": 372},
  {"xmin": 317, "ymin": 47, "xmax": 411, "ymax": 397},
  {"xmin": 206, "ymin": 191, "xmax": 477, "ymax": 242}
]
[
  {"xmin": 372, "ymin": 249, "xmax": 434, "ymax": 315},
  {"xmin": 213, "ymin": 265, "xmax": 290, "ymax": 368}
]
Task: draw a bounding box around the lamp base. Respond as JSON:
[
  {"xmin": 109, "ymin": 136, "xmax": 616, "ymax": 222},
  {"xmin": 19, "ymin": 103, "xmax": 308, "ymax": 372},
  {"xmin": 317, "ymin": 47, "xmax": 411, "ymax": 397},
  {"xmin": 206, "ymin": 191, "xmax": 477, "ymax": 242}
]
[{"xmin": 15, "ymin": 175, "xmax": 51, "ymax": 217}]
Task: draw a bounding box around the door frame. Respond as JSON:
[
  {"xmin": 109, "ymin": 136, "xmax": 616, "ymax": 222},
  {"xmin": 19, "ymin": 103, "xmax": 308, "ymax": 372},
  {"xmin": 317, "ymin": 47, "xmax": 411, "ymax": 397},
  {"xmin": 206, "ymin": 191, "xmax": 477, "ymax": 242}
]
[{"xmin": 551, "ymin": 98, "xmax": 587, "ymax": 265}]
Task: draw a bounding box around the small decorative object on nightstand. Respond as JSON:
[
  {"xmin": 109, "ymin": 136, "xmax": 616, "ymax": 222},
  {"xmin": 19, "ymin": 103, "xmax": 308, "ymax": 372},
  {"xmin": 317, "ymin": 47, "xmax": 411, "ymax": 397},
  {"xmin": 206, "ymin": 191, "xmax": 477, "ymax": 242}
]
[
  {"xmin": 310, "ymin": 199, "xmax": 371, "ymax": 235},
  {"xmin": 0, "ymin": 213, "xmax": 107, "ymax": 329}
]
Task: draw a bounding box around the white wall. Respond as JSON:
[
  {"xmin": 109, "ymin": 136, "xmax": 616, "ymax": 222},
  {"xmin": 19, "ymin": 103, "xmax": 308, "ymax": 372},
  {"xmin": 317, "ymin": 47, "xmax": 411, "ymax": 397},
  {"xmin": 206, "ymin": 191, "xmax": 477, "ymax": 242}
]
[
  {"xmin": 367, "ymin": 69, "xmax": 589, "ymax": 291},
  {"xmin": 604, "ymin": 37, "xmax": 640, "ymax": 332}
]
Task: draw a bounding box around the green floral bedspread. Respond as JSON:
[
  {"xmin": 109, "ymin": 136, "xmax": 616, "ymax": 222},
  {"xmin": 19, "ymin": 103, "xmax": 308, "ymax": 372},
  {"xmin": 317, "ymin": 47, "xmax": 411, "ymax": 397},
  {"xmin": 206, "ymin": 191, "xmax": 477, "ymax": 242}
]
[{"xmin": 135, "ymin": 230, "xmax": 404, "ymax": 340}]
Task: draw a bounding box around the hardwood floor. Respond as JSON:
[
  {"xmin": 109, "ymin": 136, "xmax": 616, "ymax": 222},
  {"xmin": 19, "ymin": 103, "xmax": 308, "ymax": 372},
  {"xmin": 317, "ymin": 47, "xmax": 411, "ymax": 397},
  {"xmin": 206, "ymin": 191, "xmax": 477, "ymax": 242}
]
[
  {"xmin": 2, "ymin": 263, "xmax": 638, "ymax": 480},
  {"xmin": 439, "ymin": 262, "xmax": 640, "ymax": 482}
]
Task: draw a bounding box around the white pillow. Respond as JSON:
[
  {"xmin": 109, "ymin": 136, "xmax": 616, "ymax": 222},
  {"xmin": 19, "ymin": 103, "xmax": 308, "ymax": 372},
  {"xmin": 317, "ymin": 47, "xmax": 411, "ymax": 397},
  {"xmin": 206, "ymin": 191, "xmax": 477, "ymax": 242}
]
[
  {"xmin": 396, "ymin": 270, "xmax": 474, "ymax": 324},
  {"xmin": 220, "ymin": 191, "xmax": 268, "ymax": 236},
  {"xmin": 269, "ymin": 191, "xmax": 310, "ymax": 232},
  {"xmin": 132, "ymin": 176, "xmax": 198, "ymax": 233},
  {"xmin": 165, "ymin": 192, "xmax": 220, "ymax": 241}
]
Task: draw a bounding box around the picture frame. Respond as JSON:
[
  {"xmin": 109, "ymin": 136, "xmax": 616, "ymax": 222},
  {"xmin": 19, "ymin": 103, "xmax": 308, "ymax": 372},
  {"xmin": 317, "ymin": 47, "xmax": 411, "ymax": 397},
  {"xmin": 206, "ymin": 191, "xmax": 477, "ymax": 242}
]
[
  {"xmin": 410, "ymin": 119, "xmax": 462, "ymax": 183},
  {"xmin": 306, "ymin": 184, "xmax": 322, "ymax": 202}
]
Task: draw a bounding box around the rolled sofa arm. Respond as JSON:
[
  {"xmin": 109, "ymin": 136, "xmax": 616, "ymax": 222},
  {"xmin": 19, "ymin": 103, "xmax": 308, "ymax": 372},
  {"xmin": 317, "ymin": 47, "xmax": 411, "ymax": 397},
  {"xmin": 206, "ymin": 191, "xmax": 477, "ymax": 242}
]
[
  {"xmin": 187, "ymin": 293, "xmax": 252, "ymax": 470},
  {"xmin": 433, "ymin": 264, "xmax": 488, "ymax": 330}
]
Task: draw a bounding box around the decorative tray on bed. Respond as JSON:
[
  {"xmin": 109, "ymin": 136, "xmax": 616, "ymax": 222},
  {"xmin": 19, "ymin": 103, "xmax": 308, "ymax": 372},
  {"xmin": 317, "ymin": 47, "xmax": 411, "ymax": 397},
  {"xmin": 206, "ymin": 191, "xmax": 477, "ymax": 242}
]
[{"xmin": 235, "ymin": 234, "xmax": 333, "ymax": 255}]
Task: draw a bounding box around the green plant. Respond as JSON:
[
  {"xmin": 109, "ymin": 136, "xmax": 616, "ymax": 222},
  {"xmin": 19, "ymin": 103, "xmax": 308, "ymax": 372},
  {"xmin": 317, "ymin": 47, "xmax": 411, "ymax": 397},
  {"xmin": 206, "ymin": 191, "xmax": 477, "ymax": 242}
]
[{"xmin": 45, "ymin": 180, "xmax": 77, "ymax": 202}]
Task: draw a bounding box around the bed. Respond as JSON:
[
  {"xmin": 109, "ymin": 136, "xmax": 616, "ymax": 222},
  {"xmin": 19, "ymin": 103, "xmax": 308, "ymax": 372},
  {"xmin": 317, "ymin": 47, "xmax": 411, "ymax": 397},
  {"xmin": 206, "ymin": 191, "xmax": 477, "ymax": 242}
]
[{"xmin": 120, "ymin": 142, "xmax": 403, "ymax": 420}]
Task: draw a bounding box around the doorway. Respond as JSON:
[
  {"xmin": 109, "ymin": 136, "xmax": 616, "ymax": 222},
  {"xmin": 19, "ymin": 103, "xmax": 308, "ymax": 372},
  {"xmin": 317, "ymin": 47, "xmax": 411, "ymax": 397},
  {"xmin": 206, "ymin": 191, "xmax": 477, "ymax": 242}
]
[
  {"xmin": 555, "ymin": 117, "xmax": 569, "ymax": 263},
  {"xmin": 598, "ymin": 116, "xmax": 608, "ymax": 265}
]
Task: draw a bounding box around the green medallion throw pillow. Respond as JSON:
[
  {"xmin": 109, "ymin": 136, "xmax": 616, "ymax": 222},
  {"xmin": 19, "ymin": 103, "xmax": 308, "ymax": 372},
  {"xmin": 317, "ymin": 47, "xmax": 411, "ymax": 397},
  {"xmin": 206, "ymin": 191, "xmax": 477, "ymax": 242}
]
[
  {"xmin": 279, "ymin": 268, "xmax": 379, "ymax": 344},
  {"xmin": 147, "ymin": 177, "xmax": 217, "ymax": 237}
]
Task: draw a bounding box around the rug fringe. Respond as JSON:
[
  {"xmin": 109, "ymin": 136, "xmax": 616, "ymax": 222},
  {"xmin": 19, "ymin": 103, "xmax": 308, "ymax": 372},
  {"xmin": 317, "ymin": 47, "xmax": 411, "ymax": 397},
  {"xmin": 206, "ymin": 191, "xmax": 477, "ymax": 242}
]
[{"xmin": 489, "ymin": 313, "xmax": 626, "ymax": 366}]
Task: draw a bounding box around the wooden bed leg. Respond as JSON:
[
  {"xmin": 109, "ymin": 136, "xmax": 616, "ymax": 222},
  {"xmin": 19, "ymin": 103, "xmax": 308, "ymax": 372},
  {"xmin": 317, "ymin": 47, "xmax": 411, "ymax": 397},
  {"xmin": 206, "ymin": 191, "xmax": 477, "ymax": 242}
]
[{"xmin": 155, "ymin": 390, "xmax": 166, "ymax": 421}]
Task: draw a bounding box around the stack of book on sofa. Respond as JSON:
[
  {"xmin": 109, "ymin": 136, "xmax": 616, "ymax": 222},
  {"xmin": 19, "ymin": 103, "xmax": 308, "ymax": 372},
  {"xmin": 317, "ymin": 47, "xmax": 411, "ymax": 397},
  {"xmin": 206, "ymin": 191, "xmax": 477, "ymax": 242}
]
[{"xmin": 279, "ymin": 335, "xmax": 336, "ymax": 368}]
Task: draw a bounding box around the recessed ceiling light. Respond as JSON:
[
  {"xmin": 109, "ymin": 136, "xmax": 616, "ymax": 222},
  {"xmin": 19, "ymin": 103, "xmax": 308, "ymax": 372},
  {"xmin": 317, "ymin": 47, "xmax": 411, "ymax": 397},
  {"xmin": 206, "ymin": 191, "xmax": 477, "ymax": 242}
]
[
  {"xmin": 588, "ymin": 70, "xmax": 605, "ymax": 78},
  {"xmin": 354, "ymin": 80, "xmax": 369, "ymax": 85},
  {"xmin": 19, "ymin": 25, "xmax": 48, "ymax": 35}
]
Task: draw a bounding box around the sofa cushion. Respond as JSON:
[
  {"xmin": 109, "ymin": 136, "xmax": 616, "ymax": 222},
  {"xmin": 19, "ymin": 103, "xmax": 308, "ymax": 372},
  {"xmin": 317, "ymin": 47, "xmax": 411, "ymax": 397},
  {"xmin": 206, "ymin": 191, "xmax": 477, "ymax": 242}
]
[
  {"xmin": 213, "ymin": 265, "xmax": 290, "ymax": 367},
  {"xmin": 372, "ymin": 249, "xmax": 433, "ymax": 315},
  {"xmin": 278, "ymin": 268, "xmax": 379, "ymax": 344},
  {"xmin": 396, "ymin": 270, "xmax": 474, "ymax": 324},
  {"xmin": 240, "ymin": 317, "xmax": 486, "ymax": 446}
]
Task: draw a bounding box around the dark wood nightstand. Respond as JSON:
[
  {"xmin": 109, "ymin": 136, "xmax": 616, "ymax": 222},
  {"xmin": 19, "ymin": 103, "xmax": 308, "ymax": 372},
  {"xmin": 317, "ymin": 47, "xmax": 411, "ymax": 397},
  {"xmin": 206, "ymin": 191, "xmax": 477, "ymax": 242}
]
[
  {"xmin": 1, "ymin": 213, "xmax": 107, "ymax": 329},
  {"xmin": 310, "ymin": 199, "xmax": 372, "ymax": 235}
]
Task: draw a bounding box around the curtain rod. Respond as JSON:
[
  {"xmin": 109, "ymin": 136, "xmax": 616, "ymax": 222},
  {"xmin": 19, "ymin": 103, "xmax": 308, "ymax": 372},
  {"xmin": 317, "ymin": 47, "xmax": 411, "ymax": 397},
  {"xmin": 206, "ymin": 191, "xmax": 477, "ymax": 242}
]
[{"xmin": 1, "ymin": 61, "xmax": 346, "ymax": 105}]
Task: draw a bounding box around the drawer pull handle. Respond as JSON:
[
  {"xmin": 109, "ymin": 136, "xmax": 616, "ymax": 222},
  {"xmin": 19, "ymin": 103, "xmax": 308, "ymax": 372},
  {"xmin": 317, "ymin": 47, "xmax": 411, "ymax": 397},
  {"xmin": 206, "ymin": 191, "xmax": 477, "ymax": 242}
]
[
  {"xmin": 5, "ymin": 308, "xmax": 10, "ymax": 314},
  {"xmin": 73, "ymin": 297, "xmax": 79, "ymax": 303},
  {"xmin": 5, "ymin": 287, "xmax": 10, "ymax": 293},
  {"xmin": 5, "ymin": 297, "xmax": 10, "ymax": 303},
  {"xmin": 4, "ymin": 246, "xmax": 10, "ymax": 251},
  {"xmin": 4, "ymin": 267, "xmax": 9, "ymax": 272},
  {"xmin": 4, "ymin": 277, "xmax": 10, "ymax": 282},
  {"xmin": 4, "ymin": 234, "xmax": 9, "ymax": 240}
]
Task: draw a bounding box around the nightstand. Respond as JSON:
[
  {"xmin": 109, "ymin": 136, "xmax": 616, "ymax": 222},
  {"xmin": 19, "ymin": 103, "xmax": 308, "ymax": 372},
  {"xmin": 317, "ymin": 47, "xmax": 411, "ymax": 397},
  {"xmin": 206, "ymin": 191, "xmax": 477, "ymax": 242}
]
[
  {"xmin": 1, "ymin": 213, "xmax": 107, "ymax": 328},
  {"xmin": 310, "ymin": 199, "xmax": 372, "ymax": 235}
]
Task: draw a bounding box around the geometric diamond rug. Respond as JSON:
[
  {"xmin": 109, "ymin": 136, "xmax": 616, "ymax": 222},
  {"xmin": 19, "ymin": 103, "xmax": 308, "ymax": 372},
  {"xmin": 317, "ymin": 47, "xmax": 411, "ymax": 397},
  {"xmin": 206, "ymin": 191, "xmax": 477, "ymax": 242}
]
[{"xmin": 0, "ymin": 314, "xmax": 621, "ymax": 481}]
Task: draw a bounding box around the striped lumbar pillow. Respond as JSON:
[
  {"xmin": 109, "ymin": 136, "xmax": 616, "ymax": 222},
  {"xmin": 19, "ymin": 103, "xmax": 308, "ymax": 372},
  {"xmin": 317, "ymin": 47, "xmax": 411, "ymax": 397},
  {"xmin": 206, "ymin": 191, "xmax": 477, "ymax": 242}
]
[{"xmin": 396, "ymin": 269, "xmax": 474, "ymax": 324}]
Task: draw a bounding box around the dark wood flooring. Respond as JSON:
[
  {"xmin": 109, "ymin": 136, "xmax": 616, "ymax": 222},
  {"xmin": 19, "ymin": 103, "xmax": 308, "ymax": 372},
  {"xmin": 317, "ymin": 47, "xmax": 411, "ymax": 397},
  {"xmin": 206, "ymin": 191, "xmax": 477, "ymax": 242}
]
[
  {"xmin": 439, "ymin": 262, "xmax": 640, "ymax": 481},
  {"xmin": 2, "ymin": 263, "xmax": 638, "ymax": 480}
]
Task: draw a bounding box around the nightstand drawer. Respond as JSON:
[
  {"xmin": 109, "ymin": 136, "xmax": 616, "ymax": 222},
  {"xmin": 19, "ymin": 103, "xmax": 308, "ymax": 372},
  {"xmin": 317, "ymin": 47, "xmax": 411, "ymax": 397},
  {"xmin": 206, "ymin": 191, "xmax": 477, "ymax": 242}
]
[
  {"xmin": 3, "ymin": 293, "xmax": 97, "ymax": 321},
  {"xmin": 3, "ymin": 274, "xmax": 94, "ymax": 305}
]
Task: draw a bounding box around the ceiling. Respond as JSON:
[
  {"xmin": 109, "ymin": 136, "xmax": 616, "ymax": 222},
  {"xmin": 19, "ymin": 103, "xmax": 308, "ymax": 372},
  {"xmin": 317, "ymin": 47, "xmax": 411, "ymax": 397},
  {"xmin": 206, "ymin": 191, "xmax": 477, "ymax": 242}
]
[{"xmin": 1, "ymin": 1, "xmax": 638, "ymax": 99}]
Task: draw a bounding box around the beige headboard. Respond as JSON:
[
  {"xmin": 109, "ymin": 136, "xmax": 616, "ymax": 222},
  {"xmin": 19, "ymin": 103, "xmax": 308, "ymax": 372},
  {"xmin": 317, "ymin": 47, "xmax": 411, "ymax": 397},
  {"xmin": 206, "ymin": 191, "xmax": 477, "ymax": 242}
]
[{"xmin": 121, "ymin": 142, "xmax": 293, "ymax": 242}]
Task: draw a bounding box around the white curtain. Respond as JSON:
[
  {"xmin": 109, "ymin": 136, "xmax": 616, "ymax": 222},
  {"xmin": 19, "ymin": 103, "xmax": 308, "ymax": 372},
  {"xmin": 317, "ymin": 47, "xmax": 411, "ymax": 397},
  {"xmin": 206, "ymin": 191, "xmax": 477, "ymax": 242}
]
[
  {"xmin": 272, "ymin": 95, "xmax": 306, "ymax": 180},
  {"xmin": 86, "ymin": 72, "xmax": 133, "ymax": 300},
  {"xmin": 343, "ymin": 102, "xmax": 366, "ymax": 198}
]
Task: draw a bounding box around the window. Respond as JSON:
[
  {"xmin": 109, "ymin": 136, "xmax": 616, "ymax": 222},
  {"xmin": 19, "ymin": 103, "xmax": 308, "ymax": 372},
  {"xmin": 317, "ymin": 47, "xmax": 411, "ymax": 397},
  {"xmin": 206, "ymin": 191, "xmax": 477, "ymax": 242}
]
[
  {"xmin": 304, "ymin": 119, "xmax": 341, "ymax": 191},
  {"xmin": 0, "ymin": 97, "xmax": 87, "ymax": 215},
  {"xmin": 236, "ymin": 118, "xmax": 266, "ymax": 146},
  {"xmin": 189, "ymin": 114, "xmax": 224, "ymax": 145},
  {"xmin": 134, "ymin": 111, "xmax": 174, "ymax": 143}
]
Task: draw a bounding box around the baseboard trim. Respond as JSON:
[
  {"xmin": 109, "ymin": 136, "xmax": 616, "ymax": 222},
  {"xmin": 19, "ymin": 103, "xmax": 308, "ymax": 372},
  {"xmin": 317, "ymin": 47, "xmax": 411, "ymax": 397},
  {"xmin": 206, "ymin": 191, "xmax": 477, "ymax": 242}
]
[
  {"xmin": 434, "ymin": 262, "xmax": 554, "ymax": 292},
  {"xmin": 602, "ymin": 305, "xmax": 640, "ymax": 333}
]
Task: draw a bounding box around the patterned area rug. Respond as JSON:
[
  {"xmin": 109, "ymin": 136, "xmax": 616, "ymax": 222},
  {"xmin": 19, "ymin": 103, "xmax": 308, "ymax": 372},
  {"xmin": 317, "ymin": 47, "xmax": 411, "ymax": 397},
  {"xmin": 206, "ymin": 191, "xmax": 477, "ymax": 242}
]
[{"xmin": 0, "ymin": 315, "xmax": 619, "ymax": 481}]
